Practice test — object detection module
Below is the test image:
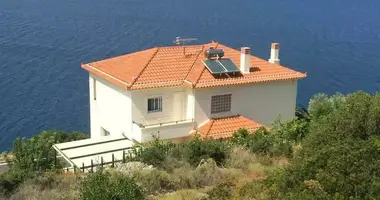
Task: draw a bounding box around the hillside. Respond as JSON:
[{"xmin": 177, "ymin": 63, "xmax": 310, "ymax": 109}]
[{"xmin": 1, "ymin": 91, "xmax": 380, "ymax": 200}]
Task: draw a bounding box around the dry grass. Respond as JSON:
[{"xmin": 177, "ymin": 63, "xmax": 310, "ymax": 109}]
[
  {"xmin": 155, "ymin": 189, "xmax": 208, "ymax": 200},
  {"xmin": 132, "ymin": 168, "xmax": 176, "ymax": 194},
  {"xmin": 8, "ymin": 173, "xmax": 80, "ymax": 200}
]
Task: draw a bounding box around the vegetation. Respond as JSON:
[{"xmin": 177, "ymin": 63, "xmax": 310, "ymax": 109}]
[
  {"xmin": 0, "ymin": 130, "xmax": 88, "ymax": 196},
  {"xmin": 80, "ymin": 171, "xmax": 145, "ymax": 200},
  {"xmin": 1, "ymin": 91, "xmax": 380, "ymax": 200}
]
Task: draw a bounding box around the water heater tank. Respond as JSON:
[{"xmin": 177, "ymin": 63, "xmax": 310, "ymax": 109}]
[{"xmin": 205, "ymin": 48, "xmax": 224, "ymax": 59}]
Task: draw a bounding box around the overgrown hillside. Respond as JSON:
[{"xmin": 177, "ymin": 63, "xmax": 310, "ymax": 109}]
[{"xmin": 1, "ymin": 91, "xmax": 380, "ymax": 200}]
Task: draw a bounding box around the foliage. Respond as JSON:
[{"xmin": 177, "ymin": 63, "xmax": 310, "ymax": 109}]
[
  {"xmin": 307, "ymin": 93, "xmax": 345, "ymax": 121},
  {"xmin": 126, "ymin": 137, "xmax": 176, "ymax": 168},
  {"xmin": 80, "ymin": 170, "xmax": 145, "ymax": 200},
  {"xmin": 127, "ymin": 135, "xmax": 231, "ymax": 168},
  {"xmin": 7, "ymin": 173, "xmax": 80, "ymax": 200},
  {"xmin": 0, "ymin": 130, "xmax": 87, "ymax": 196},
  {"xmin": 231, "ymin": 127, "xmax": 293, "ymax": 157},
  {"xmin": 10, "ymin": 130, "xmax": 88, "ymax": 175},
  {"xmin": 131, "ymin": 168, "xmax": 175, "ymax": 194},
  {"xmin": 205, "ymin": 181, "xmax": 235, "ymax": 200},
  {"xmin": 271, "ymin": 117, "xmax": 310, "ymax": 143},
  {"xmin": 183, "ymin": 136, "xmax": 230, "ymax": 166},
  {"xmin": 267, "ymin": 92, "xmax": 380, "ymax": 199},
  {"xmin": 235, "ymin": 180, "xmax": 268, "ymax": 200}
]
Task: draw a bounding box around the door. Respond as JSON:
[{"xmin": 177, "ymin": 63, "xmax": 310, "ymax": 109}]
[{"xmin": 173, "ymin": 92, "xmax": 185, "ymax": 121}]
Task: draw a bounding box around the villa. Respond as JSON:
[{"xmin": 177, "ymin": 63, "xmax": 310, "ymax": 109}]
[{"xmin": 54, "ymin": 41, "xmax": 306, "ymax": 170}]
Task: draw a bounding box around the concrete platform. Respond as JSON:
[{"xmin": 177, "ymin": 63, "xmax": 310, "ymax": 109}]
[{"xmin": 0, "ymin": 163, "xmax": 9, "ymax": 174}]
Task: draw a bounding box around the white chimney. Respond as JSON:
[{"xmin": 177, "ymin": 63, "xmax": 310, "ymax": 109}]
[
  {"xmin": 240, "ymin": 47, "xmax": 251, "ymax": 73},
  {"xmin": 268, "ymin": 43, "xmax": 280, "ymax": 64}
]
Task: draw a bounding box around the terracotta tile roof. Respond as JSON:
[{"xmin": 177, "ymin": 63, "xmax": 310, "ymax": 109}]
[
  {"xmin": 194, "ymin": 115, "xmax": 263, "ymax": 139},
  {"xmin": 82, "ymin": 42, "xmax": 306, "ymax": 90}
]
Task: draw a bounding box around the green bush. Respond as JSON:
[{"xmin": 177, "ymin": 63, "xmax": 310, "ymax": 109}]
[
  {"xmin": 10, "ymin": 131, "xmax": 88, "ymax": 175},
  {"xmin": 125, "ymin": 137, "xmax": 177, "ymax": 168},
  {"xmin": 232, "ymin": 126, "xmax": 295, "ymax": 158},
  {"xmin": 267, "ymin": 92, "xmax": 380, "ymax": 199},
  {"xmin": 183, "ymin": 136, "xmax": 230, "ymax": 166},
  {"xmin": 80, "ymin": 171, "xmax": 144, "ymax": 200}
]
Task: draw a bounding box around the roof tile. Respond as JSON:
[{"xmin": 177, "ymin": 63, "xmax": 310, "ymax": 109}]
[
  {"xmin": 195, "ymin": 115, "xmax": 263, "ymax": 139},
  {"xmin": 83, "ymin": 42, "xmax": 306, "ymax": 90}
]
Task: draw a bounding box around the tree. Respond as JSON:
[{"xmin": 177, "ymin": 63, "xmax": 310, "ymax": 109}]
[
  {"xmin": 267, "ymin": 92, "xmax": 380, "ymax": 199},
  {"xmin": 307, "ymin": 93, "xmax": 345, "ymax": 121},
  {"xmin": 8, "ymin": 131, "xmax": 88, "ymax": 181}
]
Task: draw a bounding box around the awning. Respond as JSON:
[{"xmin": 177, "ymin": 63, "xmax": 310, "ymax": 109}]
[{"xmin": 53, "ymin": 135, "xmax": 134, "ymax": 171}]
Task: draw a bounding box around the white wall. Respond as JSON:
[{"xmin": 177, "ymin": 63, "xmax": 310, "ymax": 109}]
[
  {"xmin": 89, "ymin": 74, "xmax": 132, "ymax": 139},
  {"xmin": 131, "ymin": 87, "xmax": 190, "ymax": 125},
  {"xmin": 194, "ymin": 80, "xmax": 298, "ymax": 127}
]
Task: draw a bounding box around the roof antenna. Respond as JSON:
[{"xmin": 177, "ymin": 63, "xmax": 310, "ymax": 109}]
[
  {"xmin": 174, "ymin": 37, "xmax": 198, "ymax": 56},
  {"xmin": 174, "ymin": 36, "xmax": 198, "ymax": 45}
]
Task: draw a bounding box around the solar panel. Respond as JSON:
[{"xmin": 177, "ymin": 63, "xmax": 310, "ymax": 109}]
[
  {"xmin": 203, "ymin": 60, "xmax": 226, "ymax": 74},
  {"xmin": 217, "ymin": 59, "xmax": 240, "ymax": 73},
  {"xmin": 203, "ymin": 58, "xmax": 241, "ymax": 74}
]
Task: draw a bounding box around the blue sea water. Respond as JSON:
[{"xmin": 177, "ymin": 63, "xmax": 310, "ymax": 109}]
[{"xmin": 1, "ymin": 0, "xmax": 380, "ymax": 151}]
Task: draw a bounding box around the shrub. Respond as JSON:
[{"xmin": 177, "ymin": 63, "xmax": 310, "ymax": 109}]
[
  {"xmin": 0, "ymin": 172, "xmax": 22, "ymax": 197},
  {"xmin": 266, "ymin": 92, "xmax": 380, "ymax": 199},
  {"xmin": 183, "ymin": 136, "xmax": 230, "ymax": 166},
  {"xmin": 126, "ymin": 137, "xmax": 177, "ymax": 168},
  {"xmin": 131, "ymin": 168, "xmax": 175, "ymax": 194},
  {"xmin": 80, "ymin": 171, "xmax": 144, "ymax": 200},
  {"xmin": 225, "ymin": 148, "xmax": 258, "ymax": 170},
  {"xmin": 8, "ymin": 174, "xmax": 80, "ymax": 200},
  {"xmin": 235, "ymin": 180, "xmax": 268, "ymax": 200},
  {"xmin": 247, "ymin": 128, "xmax": 274, "ymax": 155},
  {"xmin": 10, "ymin": 131, "xmax": 88, "ymax": 176},
  {"xmin": 193, "ymin": 159, "xmax": 223, "ymax": 187},
  {"xmin": 206, "ymin": 181, "xmax": 235, "ymax": 200},
  {"xmin": 271, "ymin": 118, "xmax": 310, "ymax": 143},
  {"xmin": 232, "ymin": 126, "xmax": 295, "ymax": 157},
  {"xmin": 171, "ymin": 166, "xmax": 197, "ymax": 189},
  {"xmin": 158, "ymin": 189, "xmax": 208, "ymax": 200}
]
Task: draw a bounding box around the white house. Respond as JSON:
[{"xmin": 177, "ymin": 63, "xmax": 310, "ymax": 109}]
[{"xmin": 54, "ymin": 41, "xmax": 306, "ymax": 171}]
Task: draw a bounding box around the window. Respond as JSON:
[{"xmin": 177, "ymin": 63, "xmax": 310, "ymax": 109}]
[
  {"xmin": 93, "ymin": 78, "xmax": 97, "ymax": 100},
  {"xmin": 100, "ymin": 127, "xmax": 110, "ymax": 136},
  {"xmin": 148, "ymin": 97, "xmax": 162, "ymax": 113},
  {"xmin": 211, "ymin": 94, "xmax": 232, "ymax": 114}
]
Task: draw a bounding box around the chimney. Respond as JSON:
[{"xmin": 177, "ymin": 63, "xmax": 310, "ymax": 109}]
[
  {"xmin": 268, "ymin": 43, "xmax": 280, "ymax": 64},
  {"xmin": 240, "ymin": 47, "xmax": 251, "ymax": 73}
]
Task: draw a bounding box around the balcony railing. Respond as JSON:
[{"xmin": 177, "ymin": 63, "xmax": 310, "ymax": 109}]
[{"xmin": 133, "ymin": 119, "xmax": 194, "ymax": 128}]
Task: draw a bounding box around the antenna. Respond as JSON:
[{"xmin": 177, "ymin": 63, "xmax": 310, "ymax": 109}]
[{"xmin": 174, "ymin": 36, "xmax": 198, "ymax": 45}]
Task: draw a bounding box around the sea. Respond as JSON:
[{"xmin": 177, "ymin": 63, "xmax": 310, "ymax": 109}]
[{"xmin": 1, "ymin": 0, "xmax": 380, "ymax": 151}]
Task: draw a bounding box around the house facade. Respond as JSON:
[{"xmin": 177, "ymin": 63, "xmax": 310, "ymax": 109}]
[{"xmin": 84, "ymin": 42, "xmax": 306, "ymax": 141}]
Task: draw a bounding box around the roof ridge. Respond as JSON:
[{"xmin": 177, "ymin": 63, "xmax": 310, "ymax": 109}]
[
  {"xmin": 205, "ymin": 119, "xmax": 215, "ymax": 138},
  {"xmin": 183, "ymin": 45, "xmax": 206, "ymax": 87},
  {"xmin": 212, "ymin": 114, "xmax": 240, "ymax": 120},
  {"xmin": 193, "ymin": 42, "xmax": 220, "ymax": 86},
  {"xmin": 129, "ymin": 47, "xmax": 159, "ymax": 88}
]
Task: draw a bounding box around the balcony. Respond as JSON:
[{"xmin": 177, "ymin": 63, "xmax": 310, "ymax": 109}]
[
  {"xmin": 132, "ymin": 119, "xmax": 194, "ymax": 142},
  {"xmin": 133, "ymin": 119, "xmax": 194, "ymax": 128}
]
